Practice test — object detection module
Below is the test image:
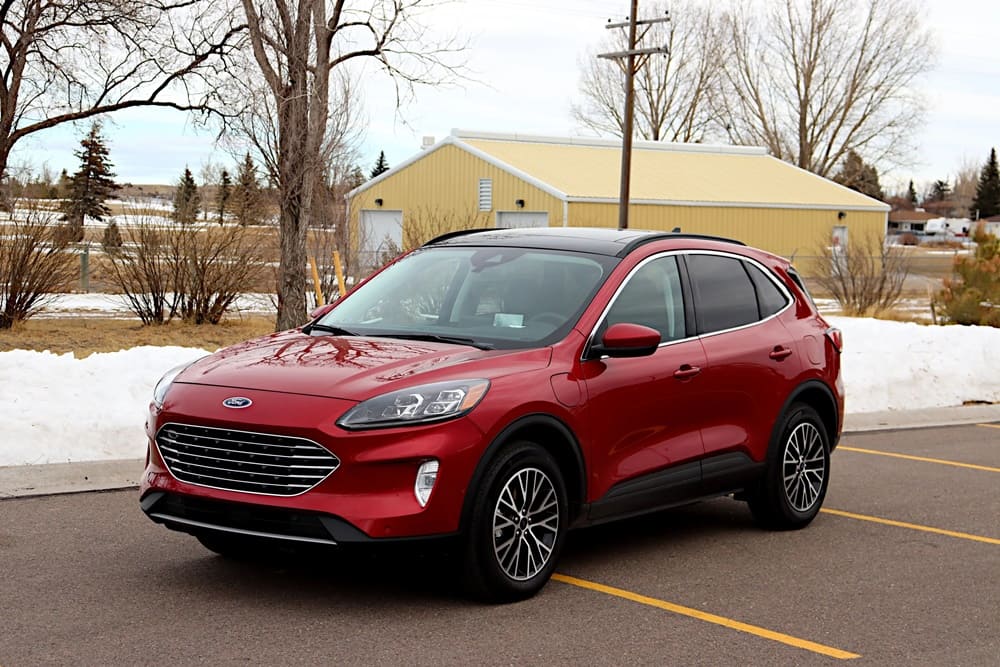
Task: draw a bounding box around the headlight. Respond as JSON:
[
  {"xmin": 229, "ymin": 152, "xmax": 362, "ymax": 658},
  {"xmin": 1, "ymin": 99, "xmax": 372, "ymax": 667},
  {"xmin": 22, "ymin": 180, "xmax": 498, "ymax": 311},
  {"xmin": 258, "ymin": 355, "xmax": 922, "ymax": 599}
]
[
  {"xmin": 152, "ymin": 360, "xmax": 200, "ymax": 408},
  {"xmin": 337, "ymin": 379, "xmax": 490, "ymax": 430}
]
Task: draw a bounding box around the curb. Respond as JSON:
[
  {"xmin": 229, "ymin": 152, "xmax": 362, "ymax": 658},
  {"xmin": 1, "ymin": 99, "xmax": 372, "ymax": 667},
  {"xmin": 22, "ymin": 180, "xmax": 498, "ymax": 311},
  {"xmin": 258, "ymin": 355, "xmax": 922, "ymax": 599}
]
[
  {"xmin": 0, "ymin": 458, "xmax": 143, "ymax": 499},
  {"xmin": 2, "ymin": 405, "xmax": 998, "ymax": 499}
]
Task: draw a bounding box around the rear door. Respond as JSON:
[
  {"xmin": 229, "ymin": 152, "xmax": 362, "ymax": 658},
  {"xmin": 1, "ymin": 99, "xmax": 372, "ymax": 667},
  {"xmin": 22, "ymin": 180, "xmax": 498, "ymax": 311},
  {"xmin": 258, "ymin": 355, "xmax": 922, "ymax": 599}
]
[{"xmin": 684, "ymin": 252, "xmax": 799, "ymax": 465}]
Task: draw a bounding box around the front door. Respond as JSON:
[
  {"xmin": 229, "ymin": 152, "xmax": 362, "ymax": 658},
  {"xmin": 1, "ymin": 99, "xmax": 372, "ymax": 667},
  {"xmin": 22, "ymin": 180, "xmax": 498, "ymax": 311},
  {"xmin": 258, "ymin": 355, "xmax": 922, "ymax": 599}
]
[{"xmin": 580, "ymin": 255, "xmax": 709, "ymax": 512}]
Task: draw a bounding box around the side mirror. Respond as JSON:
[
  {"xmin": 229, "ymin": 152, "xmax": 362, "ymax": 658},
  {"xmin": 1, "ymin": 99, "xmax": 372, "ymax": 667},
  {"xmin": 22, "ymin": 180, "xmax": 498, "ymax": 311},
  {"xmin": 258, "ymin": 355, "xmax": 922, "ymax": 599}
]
[
  {"xmin": 587, "ymin": 322, "xmax": 661, "ymax": 359},
  {"xmin": 309, "ymin": 303, "xmax": 336, "ymax": 320}
]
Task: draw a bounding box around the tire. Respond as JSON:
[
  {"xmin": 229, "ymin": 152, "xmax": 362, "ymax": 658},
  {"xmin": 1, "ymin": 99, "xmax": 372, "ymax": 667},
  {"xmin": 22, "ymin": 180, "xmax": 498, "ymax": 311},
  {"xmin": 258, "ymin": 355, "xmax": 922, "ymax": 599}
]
[
  {"xmin": 462, "ymin": 441, "xmax": 568, "ymax": 603},
  {"xmin": 747, "ymin": 403, "xmax": 830, "ymax": 530}
]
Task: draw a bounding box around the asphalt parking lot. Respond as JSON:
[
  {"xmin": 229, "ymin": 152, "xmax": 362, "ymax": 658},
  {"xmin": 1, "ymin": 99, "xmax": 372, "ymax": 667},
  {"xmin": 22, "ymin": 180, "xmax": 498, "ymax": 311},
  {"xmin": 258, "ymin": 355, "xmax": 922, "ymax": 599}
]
[{"xmin": 1, "ymin": 423, "xmax": 997, "ymax": 665}]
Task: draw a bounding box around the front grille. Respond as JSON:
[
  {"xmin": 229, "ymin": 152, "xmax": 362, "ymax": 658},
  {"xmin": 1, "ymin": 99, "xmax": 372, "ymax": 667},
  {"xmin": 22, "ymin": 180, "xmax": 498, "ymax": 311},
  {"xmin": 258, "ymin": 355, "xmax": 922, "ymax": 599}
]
[{"xmin": 156, "ymin": 423, "xmax": 340, "ymax": 497}]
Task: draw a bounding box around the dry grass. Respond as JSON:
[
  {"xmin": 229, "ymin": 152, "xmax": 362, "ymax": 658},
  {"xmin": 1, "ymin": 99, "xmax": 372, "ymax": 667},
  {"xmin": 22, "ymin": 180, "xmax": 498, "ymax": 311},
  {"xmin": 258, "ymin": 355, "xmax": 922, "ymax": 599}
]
[{"xmin": 0, "ymin": 315, "xmax": 276, "ymax": 357}]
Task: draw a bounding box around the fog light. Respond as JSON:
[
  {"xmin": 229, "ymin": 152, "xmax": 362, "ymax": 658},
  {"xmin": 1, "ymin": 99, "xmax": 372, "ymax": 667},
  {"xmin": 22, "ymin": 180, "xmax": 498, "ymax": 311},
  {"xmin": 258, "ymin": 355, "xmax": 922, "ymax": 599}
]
[{"xmin": 415, "ymin": 460, "xmax": 439, "ymax": 507}]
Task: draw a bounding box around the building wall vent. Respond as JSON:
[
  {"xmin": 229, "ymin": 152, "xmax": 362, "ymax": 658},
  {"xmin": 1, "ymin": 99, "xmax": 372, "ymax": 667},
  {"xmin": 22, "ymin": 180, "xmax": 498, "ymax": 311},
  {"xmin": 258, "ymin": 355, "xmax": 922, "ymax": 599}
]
[{"xmin": 478, "ymin": 178, "xmax": 493, "ymax": 211}]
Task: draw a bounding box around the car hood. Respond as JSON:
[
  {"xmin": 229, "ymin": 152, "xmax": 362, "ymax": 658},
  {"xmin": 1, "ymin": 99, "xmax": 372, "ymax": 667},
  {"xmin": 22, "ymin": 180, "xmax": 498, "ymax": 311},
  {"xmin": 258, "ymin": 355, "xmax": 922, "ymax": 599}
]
[{"xmin": 176, "ymin": 330, "xmax": 552, "ymax": 400}]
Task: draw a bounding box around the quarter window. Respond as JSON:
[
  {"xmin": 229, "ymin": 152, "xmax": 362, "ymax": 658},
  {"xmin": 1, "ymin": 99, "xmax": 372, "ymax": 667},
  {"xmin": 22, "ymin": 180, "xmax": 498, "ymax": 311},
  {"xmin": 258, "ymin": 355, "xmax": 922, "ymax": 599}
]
[{"xmin": 746, "ymin": 264, "xmax": 789, "ymax": 318}]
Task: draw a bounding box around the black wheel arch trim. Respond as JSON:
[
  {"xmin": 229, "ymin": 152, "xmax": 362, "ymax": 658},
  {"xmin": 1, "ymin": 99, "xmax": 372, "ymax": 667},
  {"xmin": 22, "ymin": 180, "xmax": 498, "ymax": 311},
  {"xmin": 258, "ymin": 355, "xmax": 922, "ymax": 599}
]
[
  {"xmin": 777, "ymin": 379, "xmax": 841, "ymax": 450},
  {"xmin": 459, "ymin": 413, "xmax": 587, "ymax": 533}
]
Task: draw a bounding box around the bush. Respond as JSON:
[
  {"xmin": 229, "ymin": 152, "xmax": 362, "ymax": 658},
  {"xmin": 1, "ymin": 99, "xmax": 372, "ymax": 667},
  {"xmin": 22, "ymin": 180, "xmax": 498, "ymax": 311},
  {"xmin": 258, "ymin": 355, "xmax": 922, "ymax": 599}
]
[
  {"xmin": 102, "ymin": 215, "xmax": 266, "ymax": 325},
  {"xmin": 175, "ymin": 224, "xmax": 266, "ymax": 324},
  {"xmin": 0, "ymin": 205, "xmax": 77, "ymax": 329},
  {"xmin": 102, "ymin": 221, "xmax": 123, "ymax": 250},
  {"xmin": 812, "ymin": 230, "xmax": 911, "ymax": 316},
  {"xmin": 936, "ymin": 226, "xmax": 1000, "ymax": 326}
]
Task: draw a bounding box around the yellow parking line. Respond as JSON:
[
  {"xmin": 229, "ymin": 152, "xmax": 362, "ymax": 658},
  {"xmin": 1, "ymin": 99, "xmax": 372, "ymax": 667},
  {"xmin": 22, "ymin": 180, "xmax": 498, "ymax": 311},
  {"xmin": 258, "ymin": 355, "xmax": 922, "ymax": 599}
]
[
  {"xmin": 837, "ymin": 446, "xmax": 1000, "ymax": 473},
  {"xmin": 976, "ymin": 423, "xmax": 1000, "ymax": 430},
  {"xmin": 820, "ymin": 509, "xmax": 1000, "ymax": 545},
  {"xmin": 552, "ymin": 573, "xmax": 861, "ymax": 660}
]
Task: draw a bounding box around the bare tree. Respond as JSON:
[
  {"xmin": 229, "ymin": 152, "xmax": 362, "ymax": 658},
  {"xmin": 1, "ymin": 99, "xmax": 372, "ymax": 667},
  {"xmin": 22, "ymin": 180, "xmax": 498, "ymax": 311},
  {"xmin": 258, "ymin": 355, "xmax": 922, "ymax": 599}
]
[
  {"xmin": 0, "ymin": 1, "xmax": 246, "ymax": 198},
  {"xmin": 233, "ymin": 0, "xmax": 465, "ymax": 330},
  {"xmin": 717, "ymin": 0, "xmax": 934, "ymax": 176},
  {"xmin": 572, "ymin": 1, "xmax": 723, "ymax": 142}
]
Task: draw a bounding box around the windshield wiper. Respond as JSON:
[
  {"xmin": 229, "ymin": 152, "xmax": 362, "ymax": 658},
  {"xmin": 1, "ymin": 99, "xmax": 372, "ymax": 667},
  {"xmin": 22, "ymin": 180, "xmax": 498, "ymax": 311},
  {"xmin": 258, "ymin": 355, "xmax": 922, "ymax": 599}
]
[
  {"xmin": 304, "ymin": 323, "xmax": 356, "ymax": 336},
  {"xmin": 369, "ymin": 332, "xmax": 494, "ymax": 350}
]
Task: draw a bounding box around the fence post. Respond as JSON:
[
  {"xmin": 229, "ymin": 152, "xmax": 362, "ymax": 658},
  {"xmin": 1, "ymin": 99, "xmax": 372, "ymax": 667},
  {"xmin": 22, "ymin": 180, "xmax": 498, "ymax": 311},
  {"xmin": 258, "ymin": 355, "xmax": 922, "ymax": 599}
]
[
  {"xmin": 333, "ymin": 250, "xmax": 346, "ymax": 298},
  {"xmin": 308, "ymin": 256, "xmax": 324, "ymax": 307},
  {"xmin": 80, "ymin": 243, "xmax": 90, "ymax": 292}
]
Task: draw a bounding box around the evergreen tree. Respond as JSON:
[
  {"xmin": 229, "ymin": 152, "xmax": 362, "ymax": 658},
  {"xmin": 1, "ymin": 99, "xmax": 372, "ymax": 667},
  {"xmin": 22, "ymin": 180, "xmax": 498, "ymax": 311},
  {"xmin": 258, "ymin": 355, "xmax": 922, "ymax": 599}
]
[
  {"xmin": 57, "ymin": 169, "xmax": 71, "ymax": 198},
  {"xmin": 972, "ymin": 148, "xmax": 1000, "ymax": 219},
  {"xmin": 60, "ymin": 122, "xmax": 119, "ymax": 241},
  {"xmin": 370, "ymin": 150, "xmax": 389, "ymax": 179},
  {"xmin": 232, "ymin": 153, "xmax": 262, "ymax": 227},
  {"xmin": 216, "ymin": 169, "xmax": 232, "ymax": 224},
  {"xmin": 927, "ymin": 180, "xmax": 952, "ymax": 203},
  {"xmin": 172, "ymin": 167, "xmax": 200, "ymax": 224},
  {"xmin": 833, "ymin": 150, "xmax": 884, "ymax": 201},
  {"xmin": 907, "ymin": 180, "xmax": 918, "ymax": 206}
]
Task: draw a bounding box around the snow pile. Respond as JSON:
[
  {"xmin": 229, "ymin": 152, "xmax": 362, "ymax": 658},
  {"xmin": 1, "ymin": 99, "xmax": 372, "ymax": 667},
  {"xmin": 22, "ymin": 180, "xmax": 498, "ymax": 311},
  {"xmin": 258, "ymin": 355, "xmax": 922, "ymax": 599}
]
[
  {"xmin": 35, "ymin": 292, "xmax": 277, "ymax": 317},
  {"xmin": 830, "ymin": 317, "xmax": 1000, "ymax": 413},
  {"xmin": 1, "ymin": 318, "xmax": 998, "ymax": 466},
  {"xmin": 0, "ymin": 346, "xmax": 207, "ymax": 466}
]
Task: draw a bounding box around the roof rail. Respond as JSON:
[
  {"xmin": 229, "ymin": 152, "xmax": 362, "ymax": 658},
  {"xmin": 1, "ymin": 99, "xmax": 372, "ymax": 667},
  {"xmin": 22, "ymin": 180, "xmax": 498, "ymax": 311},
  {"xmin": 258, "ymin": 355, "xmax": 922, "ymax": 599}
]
[
  {"xmin": 617, "ymin": 232, "xmax": 746, "ymax": 257},
  {"xmin": 422, "ymin": 228, "xmax": 500, "ymax": 246}
]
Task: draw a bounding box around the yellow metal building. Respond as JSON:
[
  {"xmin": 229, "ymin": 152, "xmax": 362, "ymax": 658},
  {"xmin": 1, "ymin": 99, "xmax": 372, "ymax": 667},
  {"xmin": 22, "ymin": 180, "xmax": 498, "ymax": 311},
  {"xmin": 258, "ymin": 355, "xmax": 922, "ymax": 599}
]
[{"xmin": 346, "ymin": 130, "xmax": 888, "ymax": 265}]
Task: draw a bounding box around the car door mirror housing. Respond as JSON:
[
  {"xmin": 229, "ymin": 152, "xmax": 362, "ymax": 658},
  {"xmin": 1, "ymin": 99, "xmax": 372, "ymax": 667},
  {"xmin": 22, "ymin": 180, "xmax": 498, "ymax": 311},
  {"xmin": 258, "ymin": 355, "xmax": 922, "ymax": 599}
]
[{"xmin": 588, "ymin": 322, "xmax": 661, "ymax": 359}]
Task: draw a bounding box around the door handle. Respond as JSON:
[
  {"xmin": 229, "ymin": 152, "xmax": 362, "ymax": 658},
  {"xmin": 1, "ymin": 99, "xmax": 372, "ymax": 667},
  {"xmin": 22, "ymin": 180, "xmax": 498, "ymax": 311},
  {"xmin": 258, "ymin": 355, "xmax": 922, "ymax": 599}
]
[
  {"xmin": 673, "ymin": 365, "xmax": 701, "ymax": 380},
  {"xmin": 769, "ymin": 346, "xmax": 793, "ymax": 361}
]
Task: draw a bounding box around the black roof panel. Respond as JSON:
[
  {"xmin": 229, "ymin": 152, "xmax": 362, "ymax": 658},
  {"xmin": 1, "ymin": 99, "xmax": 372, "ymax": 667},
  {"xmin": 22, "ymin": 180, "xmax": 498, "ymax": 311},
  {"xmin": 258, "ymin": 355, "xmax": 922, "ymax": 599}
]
[{"xmin": 423, "ymin": 227, "xmax": 744, "ymax": 257}]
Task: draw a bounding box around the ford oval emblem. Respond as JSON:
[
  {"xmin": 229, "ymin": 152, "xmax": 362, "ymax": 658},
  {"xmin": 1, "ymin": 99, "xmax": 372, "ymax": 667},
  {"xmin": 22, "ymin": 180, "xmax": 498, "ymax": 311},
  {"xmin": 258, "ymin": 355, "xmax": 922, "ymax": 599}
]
[{"xmin": 222, "ymin": 397, "xmax": 253, "ymax": 409}]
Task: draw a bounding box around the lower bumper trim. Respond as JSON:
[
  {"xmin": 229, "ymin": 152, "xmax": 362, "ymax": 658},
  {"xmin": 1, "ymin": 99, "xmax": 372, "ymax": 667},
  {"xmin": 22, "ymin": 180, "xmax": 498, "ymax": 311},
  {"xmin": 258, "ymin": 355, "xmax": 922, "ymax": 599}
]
[{"xmin": 149, "ymin": 512, "xmax": 339, "ymax": 546}]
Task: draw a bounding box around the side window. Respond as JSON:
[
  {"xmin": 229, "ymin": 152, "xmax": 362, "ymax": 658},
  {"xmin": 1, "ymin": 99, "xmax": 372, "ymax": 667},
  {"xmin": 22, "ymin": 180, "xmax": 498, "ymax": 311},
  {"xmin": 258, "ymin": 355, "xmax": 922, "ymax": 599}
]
[
  {"xmin": 746, "ymin": 263, "xmax": 789, "ymax": 318},
  {"xmin": 686, "ymin": 254, "xmax": 758, "ymax": 334},
  {"xmin": 603, "ymin": 256, "xmax": 686, "ymax": 343}
]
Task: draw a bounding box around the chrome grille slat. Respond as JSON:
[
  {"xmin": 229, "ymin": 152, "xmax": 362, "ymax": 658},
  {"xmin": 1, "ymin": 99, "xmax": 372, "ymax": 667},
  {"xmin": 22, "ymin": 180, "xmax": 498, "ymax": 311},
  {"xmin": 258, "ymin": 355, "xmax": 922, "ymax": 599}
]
[
  {"xmin": 161, "ymin": 455, "xmax": 329, "ymax": 480},
  {"xmin": 156, "ymin": 422, "xmax": 340, "ymax": 497},
  {"xmin": 173, "ymin": 430, "xmax": 319, "ymax": 450},
  {"xmin": 158, "ymin": 444, "xmax": 335, "ymax": 470},
  {"xmin": 160, "ymin": 434, "xmax": 329, "ymax": 459},
  {"xmin": 166, "ymin": 468, "xmax": 312, "ymax": 490}
]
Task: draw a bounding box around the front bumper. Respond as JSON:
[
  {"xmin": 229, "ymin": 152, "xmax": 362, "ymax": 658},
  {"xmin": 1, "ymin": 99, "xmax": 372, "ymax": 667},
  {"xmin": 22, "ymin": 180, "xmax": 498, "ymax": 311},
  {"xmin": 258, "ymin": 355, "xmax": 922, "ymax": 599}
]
[{"xmin": 140, "ymin": 384, "xmax": 486, "ymax": 541}]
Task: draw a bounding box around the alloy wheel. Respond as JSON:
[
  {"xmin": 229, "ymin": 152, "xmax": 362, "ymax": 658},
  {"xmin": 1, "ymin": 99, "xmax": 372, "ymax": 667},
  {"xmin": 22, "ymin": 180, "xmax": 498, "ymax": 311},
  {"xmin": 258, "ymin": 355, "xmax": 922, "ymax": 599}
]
[
  {"xmin": 782, "ymin": 422, "xmax": 826, "ymax": 512},
  {"xmin": 492, "ymin": 467, "xmax": 559, "ymax": 581}
]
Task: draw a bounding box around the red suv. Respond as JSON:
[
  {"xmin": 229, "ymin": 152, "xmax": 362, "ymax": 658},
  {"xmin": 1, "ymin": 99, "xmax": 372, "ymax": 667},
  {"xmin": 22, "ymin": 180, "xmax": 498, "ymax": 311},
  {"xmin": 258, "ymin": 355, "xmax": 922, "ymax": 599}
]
[{"xmin": 140, "ymin": 228, "xmax": 843, "ymax": 601}]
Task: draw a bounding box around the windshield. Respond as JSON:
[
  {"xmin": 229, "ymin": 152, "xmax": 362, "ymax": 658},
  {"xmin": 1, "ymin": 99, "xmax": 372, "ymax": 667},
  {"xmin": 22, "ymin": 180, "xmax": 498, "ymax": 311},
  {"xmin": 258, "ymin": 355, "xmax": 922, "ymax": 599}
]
[{"xmin": 319, "ymin": 246, "xmax": 616, "ymax": 349}]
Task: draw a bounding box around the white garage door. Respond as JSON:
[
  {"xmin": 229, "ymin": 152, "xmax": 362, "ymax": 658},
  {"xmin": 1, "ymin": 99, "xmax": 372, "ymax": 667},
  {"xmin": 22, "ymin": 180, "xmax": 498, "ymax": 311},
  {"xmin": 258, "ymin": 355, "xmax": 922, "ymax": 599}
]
[
  {"xmin": 360, "ymin": 209, "xmax": 403, "ymax": 255},
  {"xmin": 497, "ymin": 211, "xmax": 549, "ymax": 228}
]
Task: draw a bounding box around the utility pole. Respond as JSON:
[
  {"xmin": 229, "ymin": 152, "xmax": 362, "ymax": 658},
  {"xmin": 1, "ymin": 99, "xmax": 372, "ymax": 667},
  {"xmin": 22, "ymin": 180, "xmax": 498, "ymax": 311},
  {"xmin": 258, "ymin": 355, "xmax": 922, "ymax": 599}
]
[{"xmin": 599, "ymin": 3, "xmax": 670, "ymax": 229}]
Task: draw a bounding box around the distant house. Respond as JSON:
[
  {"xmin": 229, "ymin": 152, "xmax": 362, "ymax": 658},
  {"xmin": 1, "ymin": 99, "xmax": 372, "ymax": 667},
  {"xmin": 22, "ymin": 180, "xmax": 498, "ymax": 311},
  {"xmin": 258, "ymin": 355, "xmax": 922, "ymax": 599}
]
[
  {"xmin": 888, "ymin": 209, "xmax": 937, "ymax": 235},
  {"xmin": 983, "ymin": 214, "xmax": 1000, "ymax": 238},
  {"xmin": 346, "ymin": 130, "xmax": 888, "ymax": 269}
]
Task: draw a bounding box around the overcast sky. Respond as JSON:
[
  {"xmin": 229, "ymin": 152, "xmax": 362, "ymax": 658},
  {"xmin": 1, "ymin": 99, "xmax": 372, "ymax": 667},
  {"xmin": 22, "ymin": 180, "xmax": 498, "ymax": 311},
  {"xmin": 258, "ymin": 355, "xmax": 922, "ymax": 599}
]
[{"xmin": 12, "ymin": 0, "xmax": 1000, "ymax": 194}]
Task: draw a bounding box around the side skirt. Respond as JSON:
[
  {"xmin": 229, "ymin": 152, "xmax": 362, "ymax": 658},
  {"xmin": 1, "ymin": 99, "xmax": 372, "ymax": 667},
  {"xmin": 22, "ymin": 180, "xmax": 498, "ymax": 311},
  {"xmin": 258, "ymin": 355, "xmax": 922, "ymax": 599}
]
[{"xmin": 577, "ymin": 452, "xmax": 764, "ymax": 528}]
